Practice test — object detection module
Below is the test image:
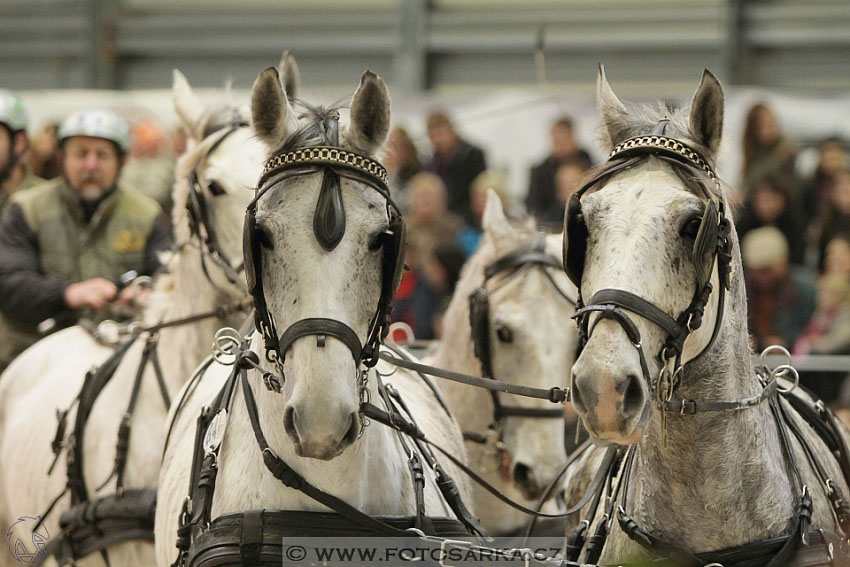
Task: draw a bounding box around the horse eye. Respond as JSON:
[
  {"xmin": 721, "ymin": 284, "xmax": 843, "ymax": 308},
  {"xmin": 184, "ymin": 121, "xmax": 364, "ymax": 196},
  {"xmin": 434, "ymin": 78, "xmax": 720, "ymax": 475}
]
[
  {"xmin": 256, "ymin": 224, "xmax": 274, "ymax": 249},
  {"xmin": 368, "ymin": 231, "xmax": 387, "ymax": 252},
  {"xmin": 496, "ymin": 324, "xmax": 514, "ymax": 343},
  {"xmin": 207, "ymin": 180, "xmax": 226, "ymax": 196},
  {"xmin": 681, "ymin": 217, "xmax": 702, "ymax": 240}
]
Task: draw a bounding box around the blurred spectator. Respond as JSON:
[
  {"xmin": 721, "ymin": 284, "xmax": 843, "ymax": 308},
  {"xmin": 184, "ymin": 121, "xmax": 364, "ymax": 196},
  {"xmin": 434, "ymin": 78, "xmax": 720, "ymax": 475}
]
[
  {"xmin": 794, "ymin": 274, "xmax": 850, "ymax": 355},
  {"xmin": 741, "ymin": 102, "xmax": 798, "ymax": 197},
  {"xmin": 406, "ymin": 172, "xmax": 465, "ymax": 272},
  {"xmin": 30, "ymin": 122, "xmax": 62, "ymax": 180},
  {"xmin": 383, "ymin": 126, "xmax": 421, "ymax": 210},
  {"xmin": 0, "ymin": 89, "xmax": 44, "ymax": 212},
  {"xmin": 818, "ymin": 169, "xmax": 850, "ymax": 268},
  {"xmin": 742, "ymin": 226, "xmax": 816, "ymax": 351},
  {"xmin": 0, "ymin": 108, "xmax": 173, "ymax": 371},
  {"xmin": 539, "ymin": 158, "xmax": 589, "ymax": 232},
  {"xmin": 526, "ymin": 116, "xmax": 592, "ymax": 222},
  {"xmin": 120, "ymin": 119, "xmax": 176, "ymax": 217},
  {"xmin": 735, "ymin": 171, "xmax": 806, "ymax": 265},
  {"xmin": 425, "ymin": 111, "xmax": 486, "ymax": 224},
  {"xmin": 394, "ymin": 172, "xmax": 467, "ymax": 340},
  {"xmin": 803, "ymin": 137, "xmax": 847, "ymax": 227},
  {"xmin": 459, "ymin": 170, "xmax": 509, "ymax": 256},
  {"xmin": 823, "ymin": 233, "xmax": 850, "ymax": 277}
]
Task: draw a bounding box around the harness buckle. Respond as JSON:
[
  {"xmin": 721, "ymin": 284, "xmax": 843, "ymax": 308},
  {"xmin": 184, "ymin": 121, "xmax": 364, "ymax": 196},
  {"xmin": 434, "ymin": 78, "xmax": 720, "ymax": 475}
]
[{"xmin": 680, "ymin": 400, "xmax": 696, "ymax": 415}]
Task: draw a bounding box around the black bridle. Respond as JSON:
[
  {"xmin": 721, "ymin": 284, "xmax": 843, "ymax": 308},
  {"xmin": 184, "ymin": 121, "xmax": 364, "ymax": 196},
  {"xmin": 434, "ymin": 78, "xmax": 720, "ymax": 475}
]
[
  {"xmin": 185, "ymin": 115, "xmax": 251, "ymax": 288},
  {"xmin": 467, "ymin": 239, "xmax": 575, "ymax": 439},
  {"xmin": 564, "ymin": 134, "xmax": 733, "ymax": 443},
  {"xmin": 243, "ymin": 121, "xmax": 405, "ymax": 384}
]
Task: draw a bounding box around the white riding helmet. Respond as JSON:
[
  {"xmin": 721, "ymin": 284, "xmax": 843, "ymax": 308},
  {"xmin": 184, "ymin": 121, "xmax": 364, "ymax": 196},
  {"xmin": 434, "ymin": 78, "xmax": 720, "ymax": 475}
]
[
  {"xmin": 0, "ymin": 89, "xmax": 28, "ymax": 133},
  {"xmin": 58, "ymin": 108, "xmax": 131, "ymax": 153}
]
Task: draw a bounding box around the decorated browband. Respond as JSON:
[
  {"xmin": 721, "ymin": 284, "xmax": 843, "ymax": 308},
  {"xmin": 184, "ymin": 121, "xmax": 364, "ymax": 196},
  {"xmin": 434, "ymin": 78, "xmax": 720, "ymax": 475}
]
[
  {"xmin": 608, "ymin": 135, "xmax": 717, "ymax": 182},
  {"xmin": 260, "ymin": 146, "xmax": 389, "ymax": 189}
]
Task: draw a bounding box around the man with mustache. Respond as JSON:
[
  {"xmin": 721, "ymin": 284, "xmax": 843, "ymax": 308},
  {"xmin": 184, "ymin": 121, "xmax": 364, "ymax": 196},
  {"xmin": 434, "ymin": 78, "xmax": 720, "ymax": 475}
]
[
  {"xmin": 0, "ymin": 108, "xmax": 173, "ymax": 371},
  {"xmin": 0, "ymin": 89, "xmax": 44, "ymax": 213}
]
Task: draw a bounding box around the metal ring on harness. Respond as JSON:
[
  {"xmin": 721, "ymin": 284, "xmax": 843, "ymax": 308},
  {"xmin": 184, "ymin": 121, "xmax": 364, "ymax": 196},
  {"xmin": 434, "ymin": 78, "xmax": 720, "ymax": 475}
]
[
  {"xmin": 759, "ymin": 344, "xmax": 793, "ymax": 370},
  {"xmin": 212, "ymin": 327, "xmax": 243, "ymax": 365},
  {"xmin": 775, "ymin": 364, "xmax": 800, "ymax": 394}
]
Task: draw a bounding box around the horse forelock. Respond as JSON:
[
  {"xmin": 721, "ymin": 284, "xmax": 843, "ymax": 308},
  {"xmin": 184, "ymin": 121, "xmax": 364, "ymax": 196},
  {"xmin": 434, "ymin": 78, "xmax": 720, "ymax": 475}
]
[
  {"xmin": 603, "ymin": 100, "xmax": 718, "ymax": 171},
  {"xmin": 278, "ymin": 98, "xmax": 351, "ymax": 153}
]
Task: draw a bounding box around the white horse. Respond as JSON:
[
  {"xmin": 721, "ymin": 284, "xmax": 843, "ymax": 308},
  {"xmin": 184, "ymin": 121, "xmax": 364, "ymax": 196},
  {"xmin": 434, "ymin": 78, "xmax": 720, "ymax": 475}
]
[
  {"xmin": 0, "ymin": 68, "xmax": 267, "ymax": 567},
  {"xmin": 562, "ymin": 67, "xmax": 850, "ymax": 565},
  {"xmin": 156, "ymin": 67, "xmax": 472, "ymax": 567},
  {"xmin": 426, "ymin": 192, "xmax": 577, "ymax": 535}
]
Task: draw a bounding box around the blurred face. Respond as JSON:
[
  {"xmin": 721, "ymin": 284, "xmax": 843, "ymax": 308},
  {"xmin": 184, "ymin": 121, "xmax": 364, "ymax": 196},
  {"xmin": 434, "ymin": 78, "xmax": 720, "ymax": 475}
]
[
  {"xmin": 428, "ymin": 122, "xmax": 457, "ymax": 156},
  {"xmin": 0, "ymin": 127, "xmax": 11, "ymax": 174},
  {"xmin": 825, "ymin": 238, "xmax": 850, "ymax": 276},
  {"xmin": 411, "ymin": 185, "xmax": 444, "ymax": 222},
  {"xmin": 754, "ymin": 107, "xmax": 779, "ymax": 146},
  {"xmin": 62, "ymin": 136, "xmax": 123, "ymax": 202},
  {"xmin": 832, "ymin": 174, "xmax": 850, "ymax": 214},
  {"xmin": 550, "ymin": 124, "xmax": 577, "ymax": 158},
  {"xmin": 555, "ymin": 164, "xmax": 584, "ymax": 204},
  {"xmin": 751, "ymin": 182, "xmax": 786, "ymax": 222},
  {"xmin": 820, "ymin": 142, "xmax": 847, "ymax": 175},
  {"xmin": 747, "ymin": 259, "xmax": 788, "ymax": 290}
]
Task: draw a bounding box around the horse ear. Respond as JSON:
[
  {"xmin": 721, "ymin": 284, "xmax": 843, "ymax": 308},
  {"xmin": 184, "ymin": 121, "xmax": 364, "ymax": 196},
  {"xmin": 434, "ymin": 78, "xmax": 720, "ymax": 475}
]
[
  {"xmin": 347, "ymin": 70, "xmax": 391, "ymax": 156},
  {"xmin": 279, "ymin": 51, "xmax": 300, "ymax": 99},
  {"xmin": 172, "ymin": 70, "xmax": 205, "ymax": 140},
  {"xmin": 482, "ymin": 189, "xmax": 514, "ymax": 246},
  {"xmin": 251, "ymin": 66, "xmax": 295, "ymax": 149},
  {"xmin": 689, "ymin": 69, "xmax": 724, "ymax": 162},
  {"xmin": 596, "ymin": 63, "xmax": 630, "ymax": 150}
]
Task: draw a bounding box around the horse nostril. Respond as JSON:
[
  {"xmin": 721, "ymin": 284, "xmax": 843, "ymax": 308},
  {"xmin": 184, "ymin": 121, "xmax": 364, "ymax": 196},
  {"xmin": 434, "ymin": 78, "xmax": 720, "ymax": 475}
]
[
  {"xmin": 341, "ymin": 413, "xmax": 360, "ymax": 447},
  {"xmin": 283, "ymin": 406, "xmax": 298, "ymax": 442},
  {"xmin": 512, "ymin": 462, "xmax": 542, "ymax": 499},
  {"xmin": 513, "ymin": 462, "xmax": 532, "ymax": 485},
  {"xmin": 570, "ymin": 373, "xmax": 585, "ymax": 411},
  {"xmin": 621, "ymin": 373, "xmax": 645, "ymax": 417}
]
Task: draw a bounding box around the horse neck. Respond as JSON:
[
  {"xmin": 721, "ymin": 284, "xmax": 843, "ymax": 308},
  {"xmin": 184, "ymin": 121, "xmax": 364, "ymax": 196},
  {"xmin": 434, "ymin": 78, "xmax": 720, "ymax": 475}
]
[
  {"xmin": 144, "ymin": 247, "xmax": 246, "ymax": 395},
  {"xmin": 628, "ymin": 251, "xmax": 797, "ymax": 548}
]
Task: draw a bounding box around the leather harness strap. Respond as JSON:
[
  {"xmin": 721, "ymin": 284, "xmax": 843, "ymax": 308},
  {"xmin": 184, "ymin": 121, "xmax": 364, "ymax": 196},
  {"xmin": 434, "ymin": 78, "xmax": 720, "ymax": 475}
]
[{"xmin": 377, "ymin": 352, "xmax": 568, "ymax": 404}]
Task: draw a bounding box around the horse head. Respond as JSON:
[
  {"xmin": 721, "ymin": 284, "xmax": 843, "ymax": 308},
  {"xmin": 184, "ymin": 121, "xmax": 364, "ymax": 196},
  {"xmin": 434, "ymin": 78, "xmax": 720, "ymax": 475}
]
[
  {"xmin": 467, "ymin": 191, "xmax": 577, "ymax": 499},
  {"xmin": 566, "ymin": 66, "xmax": 735, "ymax": 445},
  {"xmin": 168, "ymin": 64, "xmax": 274, "ymax": 299},
  {"xmin": 247, "ymin": 66, "xmax": 396, "ymax": 460}
]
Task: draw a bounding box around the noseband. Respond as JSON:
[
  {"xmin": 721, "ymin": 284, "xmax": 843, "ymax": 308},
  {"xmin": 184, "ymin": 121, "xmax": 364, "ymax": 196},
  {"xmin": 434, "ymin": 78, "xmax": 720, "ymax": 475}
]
[
  {"xmin": 468, "ymin": 240, "xmax": 576, "ymax": 431},
  {"xmin": 244, "ymin": 120, "xmax": 405, "ymax": 383},
  {"xmin": 564, "ymin": 134, "xmax": 733, "ymax": 441}
]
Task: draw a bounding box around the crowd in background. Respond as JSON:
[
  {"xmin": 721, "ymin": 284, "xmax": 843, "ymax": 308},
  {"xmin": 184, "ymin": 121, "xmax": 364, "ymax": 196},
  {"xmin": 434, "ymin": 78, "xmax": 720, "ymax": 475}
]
[{"xmin": 3, "ymin": 90, "xmax": 850, "ymax": 410}]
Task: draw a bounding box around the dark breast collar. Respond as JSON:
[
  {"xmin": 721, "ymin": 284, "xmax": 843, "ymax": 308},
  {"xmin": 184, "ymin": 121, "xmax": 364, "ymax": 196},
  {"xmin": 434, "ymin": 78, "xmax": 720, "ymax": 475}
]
[{"xmin": 185, "ymin": 510, "xmax": 471, "ymax": 567}]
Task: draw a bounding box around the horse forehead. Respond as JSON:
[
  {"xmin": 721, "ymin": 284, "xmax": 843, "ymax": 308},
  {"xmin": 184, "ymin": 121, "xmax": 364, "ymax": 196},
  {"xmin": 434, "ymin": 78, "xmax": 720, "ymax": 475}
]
[
  {"xmin": 205, "ymin": 130, "xmax": 264, "ymax": 185},
  {"xmin": 260, "ymin": 172, "xmax": 387, "ymax": 228},
  {"xmin": 585, "ymin": 166, "xmax": 697, "ymax": 225}
]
